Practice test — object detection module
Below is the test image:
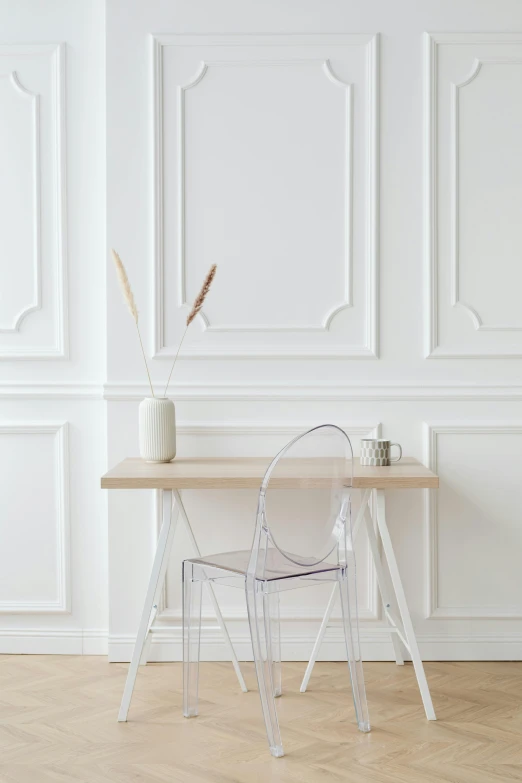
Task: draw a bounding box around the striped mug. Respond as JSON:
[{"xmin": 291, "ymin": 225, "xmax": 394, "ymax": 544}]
[{"xmin": 360, "ymin": 438, "xmax": 402, "ymax": 467}]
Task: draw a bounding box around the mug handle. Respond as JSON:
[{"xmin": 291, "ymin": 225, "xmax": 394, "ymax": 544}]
[{"xmin": 390, "ymin": 443, "xmax": 402, "ymax": 463}]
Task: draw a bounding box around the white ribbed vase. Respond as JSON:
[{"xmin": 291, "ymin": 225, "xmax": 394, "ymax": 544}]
[{"xmin": 139, "ymin": 397, "xmax": 176, "ymax": 463}]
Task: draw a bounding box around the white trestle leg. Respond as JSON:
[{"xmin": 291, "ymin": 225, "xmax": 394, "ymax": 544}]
[
  {"xmin": 118, "ymin": 490, "xmax": 179, "ymax": 721},
  {"xmin": 139, "ymin": 603, "xmax": 157, "ymax": 666},
  {"xmin": 118, "ymin": 487, "xmax": 249, "ymax": 723},
  {"xmin": 300, "ymin": 488, "xmax": 436, "ymax": 719},
  {"xmin": 374, "ymin": 490, "xmax": 436, "ymax": 720},
  {"xmin": 363, "ymin": 503, "xmax": 405, "ymax": 665}
]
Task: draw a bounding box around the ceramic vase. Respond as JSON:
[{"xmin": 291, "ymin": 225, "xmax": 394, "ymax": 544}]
[{"xmin": 139, "ymin": 397, "xmax": 176, "ymax": 463}]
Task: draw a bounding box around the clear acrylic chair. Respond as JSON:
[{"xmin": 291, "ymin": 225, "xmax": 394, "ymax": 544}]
[{"xmin": 182, "ymin": 424, "xmax": 371, "ymax": 758}]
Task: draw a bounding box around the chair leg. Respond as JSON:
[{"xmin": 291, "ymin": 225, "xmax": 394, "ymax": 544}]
[
  {"xmin": 300, "ymin": 583, "xmax": 337, "ymax": 693},
  {"xmin": 183, "ymin": 561, "xmax": 202, "ymax": 718},
  {"xmin": 269, "ymin": 592, "xmax": 282, "ymax": 697},
  {"xmin": 174, "ymin": 490, "xmax": 248, "ymax": 693},
  {"xmin": 300, "ymin": 489, "xmax": 372, "ymax": 693},
  {"xmin": 338, "ymin": 568, "xmax": 371, "ymax": 733},
  {"xmin": 246, "ymin": 577, "xmax": 284, "ymax": 758}
]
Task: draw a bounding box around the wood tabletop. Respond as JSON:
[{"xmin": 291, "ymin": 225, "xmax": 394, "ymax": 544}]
[{"xmin": 101, "ymin": 457, "xmax": 438, "ymax": 490}]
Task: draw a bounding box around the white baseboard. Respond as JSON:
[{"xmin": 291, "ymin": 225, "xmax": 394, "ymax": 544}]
[
  {"xmin": 108, "ymin": 630, "xmax": 395, "ymax": 663},
  {"xmin": 108, "ymin": 624, "xmax": 522, "ymax": 663},
  {"xmin": 0, "ymin": 629, "xmax": 108, "ymax": 656},
  {"xmin": 2, "ymin": 626, "xmax": 521, "ymax": 662}
]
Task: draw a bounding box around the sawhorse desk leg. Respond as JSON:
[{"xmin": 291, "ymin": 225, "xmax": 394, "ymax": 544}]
[
  {"xmin": 118, "ymin": 489, "xmax": 247, "ymax": 723},
  {"xmin": 300, "ymin": 488, "xmax": 436, "ymax": 721}
]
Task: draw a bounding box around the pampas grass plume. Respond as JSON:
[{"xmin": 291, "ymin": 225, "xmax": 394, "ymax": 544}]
[
  {"xmin": 163, "ymin": 264, "xmax": 217, "ymax": 396},
  {"xmin": 186, "ymin": 264, "xmax": 217, "ymax": 326},
  {"xmin": 111, "ymin": 248, "xmax": 155, "ymax": 397},
  {"xmin": 112, "ymin": 249, "xmax": 139, "ymax": 323}
]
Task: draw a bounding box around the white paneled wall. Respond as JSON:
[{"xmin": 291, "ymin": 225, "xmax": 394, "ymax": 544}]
[
  {"xmin": 2, "ymin": 0, "xmax": 522, "ymax": 660},
  {"xmin": 106, "ymin": 0, "xmax": 522, "ymax": 663},
  {"xmin": 0, "ymin": 0, "xmax": 107, "ymax": 653}
]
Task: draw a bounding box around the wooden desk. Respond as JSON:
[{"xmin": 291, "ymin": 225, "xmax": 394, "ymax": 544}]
[
  {"xmin": 102, "ymin": 456, "xmax": 439, "ymax": 490},
  {"xmin": 102, "ymin": 456, "xmax": 438, "ymax": 723}
]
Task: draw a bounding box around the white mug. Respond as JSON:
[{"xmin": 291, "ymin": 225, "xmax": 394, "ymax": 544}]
[{"xmin": 360, "ymin": 438, "xmax": 402, "ymax": 466}]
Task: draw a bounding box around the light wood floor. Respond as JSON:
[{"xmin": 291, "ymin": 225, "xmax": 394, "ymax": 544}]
[{"xmin": 1, "ymin": 657, "xmax": 522, "ymax": 782}]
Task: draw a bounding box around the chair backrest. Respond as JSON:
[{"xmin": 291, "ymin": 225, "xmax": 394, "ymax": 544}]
[{"xmin": 248, "ymin": 425, "xmax": 354, "ymax": 579}]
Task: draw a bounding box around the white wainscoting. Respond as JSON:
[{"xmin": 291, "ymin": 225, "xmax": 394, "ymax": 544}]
[
  {"xmin": 0, "ymin": 0, "xmax": 107, "ymax": 656},
  {"xmin": 3, "ymin": 0, "xmax": 522, "ymax": 661},
  {"xmin": 104, "ymin": 0, "xmax": 522, "ymax": 664},
  {"xmin": 108, "ymin": 628, "xmax": 522, "ymax": 665},
  {"xmin": 106, "ymin": 408, "xmax": 522, "ymax": 663}
]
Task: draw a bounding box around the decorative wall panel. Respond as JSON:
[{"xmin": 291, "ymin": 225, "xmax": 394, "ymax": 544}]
[
  {"xmin": 425, "ymin": 33, "xmax": 522, "ymax": 358},
  {"xmin": 425, "ymin": 423, "xmax": 522, "ymax": 618},
  {"xmin": 0, "ymin": 44, "xmax": 66, "ymax": 358},
  {"xmin": 0, "ymin": 422, "xmax": 70, "ymax": 613},
  {"xmin": 153, "ymin": 34, "xmax": 378, "ymax": 358}
]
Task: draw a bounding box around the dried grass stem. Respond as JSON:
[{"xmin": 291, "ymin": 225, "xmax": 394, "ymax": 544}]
[
  {"xmin": 112, "ymin": 249, "xmax": 155, "ymax": 398},
  {"xmin": 163, "ymin": 264, "xmax": 217, "ymax": 396}
]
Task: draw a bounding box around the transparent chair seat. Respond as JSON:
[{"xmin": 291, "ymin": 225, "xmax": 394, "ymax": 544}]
[
  {"xmin": 190, "ymin": 548, "xmax": 340, "ymax": 582},
  {"xmin": 182, "ymin": 425, "xmax": 371, "ymax": 758}
]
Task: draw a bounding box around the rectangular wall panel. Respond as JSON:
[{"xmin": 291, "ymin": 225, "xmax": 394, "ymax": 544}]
[
  {"xmin": 0, "ymin": 44, "xmax": 67, "ymax": 359},
  {"xmin": 425, "ymin": 423, "xmax": 522, "ymax": 619},
  {"xmin": 152, "ymin": 34, "xmax": 378, "ymax": 359},
  {"xmin": 425, "ymin": 33, "xmax": 522, "ymax": 358},
  {"xmin": 0, "ymin": 422, "xmax": 70, "ymax": 613}
]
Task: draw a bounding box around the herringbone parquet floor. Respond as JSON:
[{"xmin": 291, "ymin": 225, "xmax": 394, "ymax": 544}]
[{"xmin": 0, "ymin": 656, "xmax": 521, "ymax": 782}]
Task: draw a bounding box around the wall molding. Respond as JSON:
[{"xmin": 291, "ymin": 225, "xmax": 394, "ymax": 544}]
[
  {"xmin": 424, "ymin": 422, "xmax": 522, "ymax": 620},
  {"xmin": 0, "ymin": 383, "xmax": 103, "ymax": 399},
  {"xmin": 176, "ymin": 58, "xmax": 354, "ymax": 333},
  {"xmin": 424, "ymin": 33, "xmax": 438, "ymax": 358},
  {"xmin": 424, "ymin": 32, "xmax": 522, "ymax": 358},
  {"xmin": 103, "ymin": 382, "xmax": 522, "ymax": 402},
  {"xmin": 0, "ymin": 628, "xmax": 107, "ymax": 655},
  {"xmin": 151, "ymin": 33, "xmax": 379, "ymax": 358},
  {"xmin": 0, "ymin": 626, "xmax": 520, "ymax": 661},
  {"xmin": 0, "ymin": 422, "xmax": 70, "ymax": 613},
  {"xmin": 164, "ymin": 421, "xmax": 381, "ymax": 436},
  {"xmin": 451, "ymin": 57, "xmax": 522, "ymax": 333},
  {"xmin": 0, "ymin": 43, "xmax": 67, "ymax": 359},
  {"xmin": 0, "ymin": 71, "xmax": 41, "ymax": 333},
  {"xmin": 3, "ymin": 381, "xmax": 522, "ymax": 401},
  {"xmin": 109, "ymin": 625, "xmax": 522, "ymax": 663}
]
